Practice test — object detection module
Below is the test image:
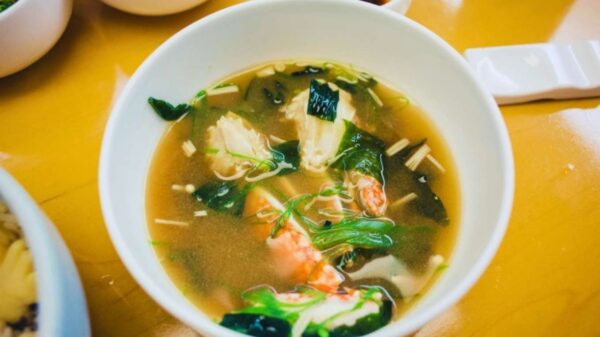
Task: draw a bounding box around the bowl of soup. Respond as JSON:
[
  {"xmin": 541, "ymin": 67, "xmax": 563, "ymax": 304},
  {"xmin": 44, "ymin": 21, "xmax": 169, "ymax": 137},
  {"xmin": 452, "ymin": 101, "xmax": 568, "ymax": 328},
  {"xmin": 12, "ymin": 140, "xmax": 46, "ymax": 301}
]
[{"xmin": 99, "ymin": 1, "xmax": 514, "ymax": 336}]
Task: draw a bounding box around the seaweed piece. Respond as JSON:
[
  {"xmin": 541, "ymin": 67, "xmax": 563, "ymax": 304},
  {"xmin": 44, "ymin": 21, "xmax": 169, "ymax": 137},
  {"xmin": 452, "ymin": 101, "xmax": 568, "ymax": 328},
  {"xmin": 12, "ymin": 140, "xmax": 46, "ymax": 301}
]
[
  {"xmin": 307, "ymin": 80, "xmax": 339, "ymax": 122},
  {"xmin": 147, "ymin": 97, "xmax": 190, "ymax": 121},
  {"xmin": 245, "ymin": 75, "xmax": 290, "ymax": 109},
  {"xmin": 192, "ymin": 181, "xmax": 253, "ymax": 216},
  {"xmin": 221, "ymin": 313, "xmax": 291, "ymax": 337},
  {"xmin": 270, "ymin": 140, "xmax": 300, "ymax": 176},
  {"xmin": 331, "ymin": 121, "xmax": 386, "ymax": 182},
  {"xmin": 411, "ymin": 171, "xmax": 448, "ymax": 223},
  {"xmin": 291, "ymin": 66, "xmax": 325, "ymax": 76}
]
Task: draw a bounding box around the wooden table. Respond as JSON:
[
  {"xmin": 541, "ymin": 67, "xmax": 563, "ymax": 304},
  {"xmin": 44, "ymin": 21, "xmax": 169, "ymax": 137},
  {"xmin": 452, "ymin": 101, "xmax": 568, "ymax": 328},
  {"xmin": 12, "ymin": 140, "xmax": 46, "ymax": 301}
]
[{"xmin": 1, "ymin": 0, "xmax": 599, "ymax": 336}]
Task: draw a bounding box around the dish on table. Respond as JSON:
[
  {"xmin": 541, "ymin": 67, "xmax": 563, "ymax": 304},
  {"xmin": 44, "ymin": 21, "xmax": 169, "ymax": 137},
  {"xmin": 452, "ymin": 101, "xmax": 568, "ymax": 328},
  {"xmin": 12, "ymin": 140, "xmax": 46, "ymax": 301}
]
[
  {"xmin": 146, "ymin": 60, "xmax": 459, "ymax": 336},
  {"xmin": 0, "ymin": 0, "xmax": 72, "ymax": 78},
  {"xmin": 0, "ymin": 169, "xmax": 90, "ymax": 337},
  {"xmin": 0, "ymin": 201, "xmax": 37, "ymax": 337},
  {"xmin": 99, "ymin": 1, "xmax": 514, "ymax": 336}
]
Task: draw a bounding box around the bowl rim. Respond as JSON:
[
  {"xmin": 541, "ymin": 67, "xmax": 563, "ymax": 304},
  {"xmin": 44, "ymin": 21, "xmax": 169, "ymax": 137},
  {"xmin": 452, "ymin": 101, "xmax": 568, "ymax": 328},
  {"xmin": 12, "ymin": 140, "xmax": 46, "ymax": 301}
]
[{"xmin": 99, "ymin": 0, "xmax": 514, "ymax": 336}]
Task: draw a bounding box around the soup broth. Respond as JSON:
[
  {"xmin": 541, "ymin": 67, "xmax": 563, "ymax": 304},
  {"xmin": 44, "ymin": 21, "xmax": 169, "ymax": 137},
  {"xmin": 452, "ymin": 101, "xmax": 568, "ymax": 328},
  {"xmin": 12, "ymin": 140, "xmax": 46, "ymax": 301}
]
[{"xmin": 147, "ymin": 60, "xmax": 460, "ymax": 336}]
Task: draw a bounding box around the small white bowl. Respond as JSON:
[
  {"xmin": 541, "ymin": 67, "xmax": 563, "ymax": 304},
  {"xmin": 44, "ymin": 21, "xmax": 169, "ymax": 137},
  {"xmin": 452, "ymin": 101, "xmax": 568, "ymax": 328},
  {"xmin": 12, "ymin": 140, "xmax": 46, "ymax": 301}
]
[
  {"xmin": 99, "ymin": 1, "xmax": 514, "ymax": 336},
  {"xmin": 384, "ymin": 0, "xmax": 411, "ymax": 14},
  {"xmin": 101, "ymin": 0, "xmax": 208, "ymax": 16},
  {"xmin": 0, "ymin": 0, "xmax": 72, "ymax": 78},
  {"xmin": 0, "ymin": 169, "xmax": 90, "ymax": 337}
]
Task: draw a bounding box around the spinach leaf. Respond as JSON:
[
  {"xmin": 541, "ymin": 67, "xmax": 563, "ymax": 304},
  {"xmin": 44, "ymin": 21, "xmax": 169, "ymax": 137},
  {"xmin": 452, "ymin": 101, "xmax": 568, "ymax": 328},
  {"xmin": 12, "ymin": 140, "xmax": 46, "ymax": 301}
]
[
  {"xmin": 221, "ymin": 314, "xmax": 291, "ymax": 337},
  {"xmin": 331, "ymin": 121, "xmax": 386, "ymax": 182},
  {"xmin": 0, "ymin": 0, "xmax": 16, "ymax": 12},
  {"xmin": 311, "ymin": 218, "xmax": 395, "ymax": 251},
  {"xmin": 147, "ymin": 97, "xmax": 190, "ymax": 121},
  {"xmin": 192, "ymin": 181, "xmax": 253, "ymax": 216},
  {"xmin": 307, "ymin": 80, "xmax": 339, "ymax": 122},
  {"xmin": 270, "ymin": 140, "xmax": 300, "ymax": 176}
]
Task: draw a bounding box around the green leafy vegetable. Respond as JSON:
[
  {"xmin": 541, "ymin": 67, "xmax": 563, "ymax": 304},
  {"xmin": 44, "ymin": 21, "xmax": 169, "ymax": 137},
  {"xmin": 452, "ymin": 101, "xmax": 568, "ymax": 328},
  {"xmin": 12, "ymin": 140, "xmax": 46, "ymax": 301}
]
[
  {"xmin": 220, "ymin": 287, "xmax": 391, "ymax": 337},
  {"xmin": 147, "ymin": 97, "xmax": 190, "ymax": 121},
  {"xmin": 192, "ymin": 181, "xmax": 253, "ymax": 216},
  {"xmin": 270, "ymin": 185, "xmax": 351, "ymax": 237},
  {"xmin": 331, "ymin": 121, "xmax": 386, "ymax": 182},
  {"xmin": 311, "ymin": 218, "xmax": 395, "ymax": 251},
  {"xmin": 307, "ymin": 80, "xmax": 339, "ymax": 122},
  {"xmin": 0, "ymin": 0, "xmax": 16, "ymax": 12},
  {"xmin": 303, "ymin": 300, "xmax": 393, "ymax": 337},
  {"xmin": 191, "ymin": 90, "xmax": 208, "ymax": 137}
]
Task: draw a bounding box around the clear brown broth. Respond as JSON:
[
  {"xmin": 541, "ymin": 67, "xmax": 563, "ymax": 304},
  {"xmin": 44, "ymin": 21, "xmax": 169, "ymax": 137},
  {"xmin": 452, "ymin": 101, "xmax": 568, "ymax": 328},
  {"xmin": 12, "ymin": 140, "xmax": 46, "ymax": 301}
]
[{"xmin": 146, "ymin": 60, "xmax": 460, "ymax": 320}]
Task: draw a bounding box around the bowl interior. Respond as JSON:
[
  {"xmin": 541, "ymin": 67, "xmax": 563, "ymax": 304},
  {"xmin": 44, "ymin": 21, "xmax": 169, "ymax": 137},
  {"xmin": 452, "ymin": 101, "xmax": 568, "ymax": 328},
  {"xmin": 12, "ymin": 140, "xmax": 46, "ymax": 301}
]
[{"xmin": 99, "ymin": 1, "xmax": 513, "ymax": 336}]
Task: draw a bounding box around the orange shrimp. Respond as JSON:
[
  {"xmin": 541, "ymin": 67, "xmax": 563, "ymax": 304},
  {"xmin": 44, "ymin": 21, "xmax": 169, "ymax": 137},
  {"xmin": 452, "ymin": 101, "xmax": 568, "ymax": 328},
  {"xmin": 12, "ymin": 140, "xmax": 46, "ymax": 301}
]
[
  {"xmin": 243, "ymin": 187, "xmax": 343, "ymax": 292},
  {"xmin": 351, "ymin": 172, "xmax": 388, "ymax": 217}
]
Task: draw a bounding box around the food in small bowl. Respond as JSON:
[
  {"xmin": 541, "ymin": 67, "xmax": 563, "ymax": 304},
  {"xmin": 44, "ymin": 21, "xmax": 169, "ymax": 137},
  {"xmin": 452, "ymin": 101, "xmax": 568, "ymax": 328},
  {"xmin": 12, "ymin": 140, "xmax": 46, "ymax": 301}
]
[
  {"xmin": 0, "ymin": 0, "xmax": 18, "ymax": 12},
  {"xmin": 99, "ymin": 1, "xmax": 513, "ymax": 336},
  {"xmin": 0, "ymin": 202, "xmax": 37, "ymax": 337},
  {"xmin": 0, "ymin": 0, "xmax": 72, "ymax": 77},
  {"xmin": 0, "ymin": 169, "xmax": 90, "ymax": 337}
]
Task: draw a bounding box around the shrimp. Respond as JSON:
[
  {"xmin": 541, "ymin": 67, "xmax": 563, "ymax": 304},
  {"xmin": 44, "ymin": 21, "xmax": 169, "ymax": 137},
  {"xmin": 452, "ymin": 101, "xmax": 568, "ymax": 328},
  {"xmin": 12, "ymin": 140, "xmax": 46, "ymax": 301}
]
[
  {"xmin": 243, "ymin": 187, "xmax": 343, "ymax": 292},
  {"xmin": 349, "ymin": 172, "xmax": 388, "ymax": 217}
]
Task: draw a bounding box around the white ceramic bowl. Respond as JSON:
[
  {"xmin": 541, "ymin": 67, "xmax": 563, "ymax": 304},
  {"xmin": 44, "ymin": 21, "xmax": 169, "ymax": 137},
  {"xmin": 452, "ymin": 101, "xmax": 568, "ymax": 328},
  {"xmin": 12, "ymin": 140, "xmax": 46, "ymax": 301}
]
[
  {"xmin": 101, "ymin": 0, "xmax": 208, "ymax": 16},
  {"xmin": 99, "ymin": 1, "xmax": 514, "ymax": 336},
  {"xmin": 0, "ymin": 0, "xmax": 72, "ymax": 78},
  {"xmin": 246, "ymin": 0, "xmax": 412, "ymax": 14},
  {"xmin": 0, "ymin": 169, "xmax": 90, "ymax": 337},
  {"xmin": 382, "ymin": 0, "xmax": 411, "ymax": 14}
]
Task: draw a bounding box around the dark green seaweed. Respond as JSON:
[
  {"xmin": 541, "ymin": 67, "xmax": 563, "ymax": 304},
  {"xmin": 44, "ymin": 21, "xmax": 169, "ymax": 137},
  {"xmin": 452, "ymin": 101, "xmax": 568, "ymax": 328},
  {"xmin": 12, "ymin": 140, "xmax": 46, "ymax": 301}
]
[
  {"xmin": 192, "ymin": 181, "xmax": 253, "ymax": 216},
  {"xmin": 331, "ymin": 121, "xmax": 386, "ymax": 182},
  {"xmin": 307, "ymin": 80, "xmax": 339, "ymax": 122},
  {"xmin": 221, "ymin": 314, "xmax": 291, "ymax": 337}
]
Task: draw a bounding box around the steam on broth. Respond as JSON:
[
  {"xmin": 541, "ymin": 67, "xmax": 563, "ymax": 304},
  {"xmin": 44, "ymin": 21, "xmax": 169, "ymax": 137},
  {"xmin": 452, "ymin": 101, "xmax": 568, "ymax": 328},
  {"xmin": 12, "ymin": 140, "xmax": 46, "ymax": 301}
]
[{"xmin": 146, "ymin": 60, "xmax": 460, "ymax": 337}]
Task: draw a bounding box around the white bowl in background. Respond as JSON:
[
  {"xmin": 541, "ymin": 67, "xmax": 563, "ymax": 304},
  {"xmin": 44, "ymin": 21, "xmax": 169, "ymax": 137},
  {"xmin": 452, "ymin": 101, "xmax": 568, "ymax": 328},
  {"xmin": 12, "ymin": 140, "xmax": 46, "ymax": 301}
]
[
  {"xmin": 99, "ymin": 1, "xmax": 514, "ymax": 336},
  {"xmin": 245, "ymin": 0, "xmax": 413, "ymax": 15},
  {"xmin": 0, "ymin": 169, "xmax": 90, "ymax": 337},
  {"xmin": 0, "ymin": 0, "xmax": 72, "ymax": 78},
  {"xmin": 384, "ymin": 0, "xmax": 411, "ymax": 14},
  {"xmin": 101, "ymin": 0, "xmax": 208, "ymax": 16}
]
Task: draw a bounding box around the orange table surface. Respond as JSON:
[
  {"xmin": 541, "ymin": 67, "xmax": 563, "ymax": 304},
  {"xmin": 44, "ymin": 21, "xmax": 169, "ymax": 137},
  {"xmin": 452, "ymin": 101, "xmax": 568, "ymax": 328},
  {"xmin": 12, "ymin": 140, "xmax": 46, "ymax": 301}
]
[{"xmin": 1, "ymin": 0, "xmax": 600, "ymax": 336}]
